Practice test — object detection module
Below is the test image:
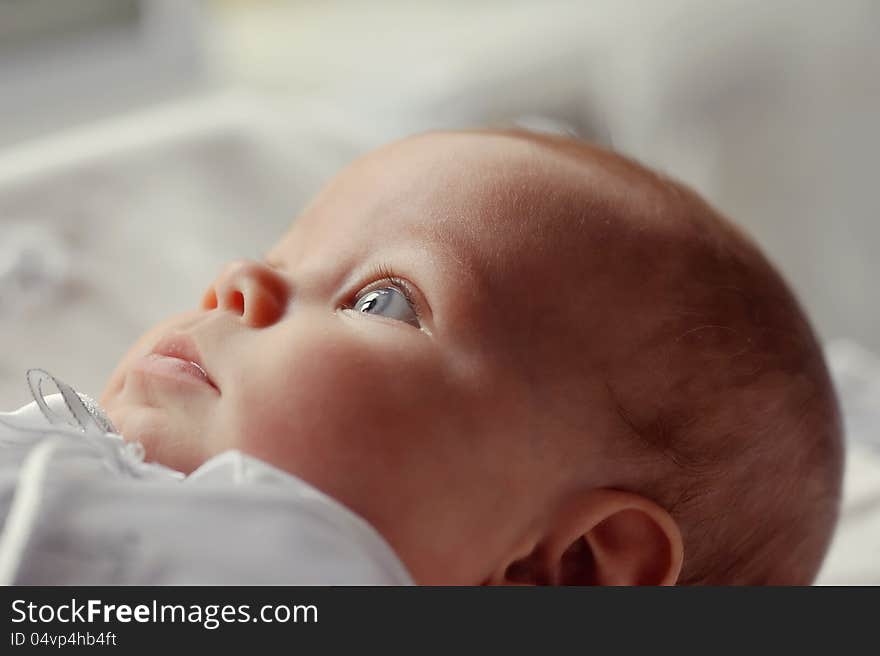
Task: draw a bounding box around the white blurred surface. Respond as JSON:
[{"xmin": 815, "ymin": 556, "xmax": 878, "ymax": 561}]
[
  {"xmin": 816, "ymin": 441, "xmax": 880, "ymax": 585},
  {"xmin": 0, "ymin": 0, "xmax": 205, "ymax": 147},
  {"xmin": 816, "ymin": 340, "xmax": 880, "ymax": 584}
]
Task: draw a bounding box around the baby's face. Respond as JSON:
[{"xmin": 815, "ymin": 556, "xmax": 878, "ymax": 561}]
[{"xmin": 100, "ymin": 132, "xmax": 629, "ymax": 584}]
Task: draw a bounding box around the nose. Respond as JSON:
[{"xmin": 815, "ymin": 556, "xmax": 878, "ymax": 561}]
[{"xmin": 201, "ymin": 259, "xmax": 290, "ymax": 327}]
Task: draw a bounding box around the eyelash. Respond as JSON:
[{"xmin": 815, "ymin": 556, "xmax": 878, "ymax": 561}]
[{"xmin": 351, "ymin": 263, "xmax": 422, "ymax": 320}]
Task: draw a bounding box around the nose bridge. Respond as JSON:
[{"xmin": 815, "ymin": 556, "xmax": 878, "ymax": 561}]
[{"xmin": 206, "ymin": 258, "xmax": 289, "ymax": 327}]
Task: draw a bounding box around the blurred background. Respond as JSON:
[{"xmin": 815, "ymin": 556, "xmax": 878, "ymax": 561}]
[{"xmin": 0, "ymin": 0, "xmax": 878, "ymax": 582}]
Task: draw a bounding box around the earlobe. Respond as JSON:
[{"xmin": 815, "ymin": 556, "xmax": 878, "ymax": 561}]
[{"xmin": 489, "ymin": 489, "xmax": 683, "ymax": 586}]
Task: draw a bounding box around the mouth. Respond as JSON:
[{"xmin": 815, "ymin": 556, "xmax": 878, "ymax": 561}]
[{"xmin": 141, "ymin": 333, "xmax": 220, "ymax": 393}]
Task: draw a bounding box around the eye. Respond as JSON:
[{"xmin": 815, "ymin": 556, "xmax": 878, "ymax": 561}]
[{"xmin": 352, "ymin": 286, "xmax": 420, "ymax": 328}]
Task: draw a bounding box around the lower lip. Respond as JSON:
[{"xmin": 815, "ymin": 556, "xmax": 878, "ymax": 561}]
[{"xmin": 135, "ymin": 354, "xmax": 218, "ymax": 392}]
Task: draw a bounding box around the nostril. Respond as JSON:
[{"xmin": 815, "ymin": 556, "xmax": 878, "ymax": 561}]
[
  {"xmin": 202, "ymin": 287, "xmax": 245, "ymax": 316},
  {"xmin": 201, "ymin": 288, "xmax": 218, "ymax": 310},
  {"xmin": 229, "ymin": 290, "xmax": 245, "ymax": 315}
]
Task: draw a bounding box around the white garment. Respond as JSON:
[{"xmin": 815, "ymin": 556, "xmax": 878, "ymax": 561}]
[{"xmin": 0, "ymin": 373, "xmax": 413, "ymax": 585}]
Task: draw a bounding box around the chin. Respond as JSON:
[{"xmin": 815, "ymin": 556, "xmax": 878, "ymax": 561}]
[{"xmin": 109, "ymin": 405, "xmax": 202, "ymax": 474}]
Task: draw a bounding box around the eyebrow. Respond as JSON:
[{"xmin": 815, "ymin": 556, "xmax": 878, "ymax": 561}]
[
  {"xmin": 262, "ymin": 256, "xmax": 285, "ymax": 270},
  {"xmin": 264, "ymin": 222, "xmax": 476, "ymax": 277}
]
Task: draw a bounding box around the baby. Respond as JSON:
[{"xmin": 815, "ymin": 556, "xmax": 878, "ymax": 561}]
[{"xmin": 6, "ymin": 130, "xmax": 845, "ymax": 585}]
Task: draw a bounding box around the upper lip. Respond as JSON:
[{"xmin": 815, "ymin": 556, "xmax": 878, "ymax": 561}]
[{"xmin": 149, "ymin": 333, "xmax": 219, "ymax": 392}]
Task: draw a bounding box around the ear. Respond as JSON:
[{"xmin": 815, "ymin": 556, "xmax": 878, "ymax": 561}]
[{"xmin": 486, "ymin": 489, "xmax": 683, "ymax": 586}]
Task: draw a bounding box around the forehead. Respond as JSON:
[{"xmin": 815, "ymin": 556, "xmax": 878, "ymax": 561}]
[{"xmin": 274, "ymin": 132, "xmax": 622, "ymax": 281}]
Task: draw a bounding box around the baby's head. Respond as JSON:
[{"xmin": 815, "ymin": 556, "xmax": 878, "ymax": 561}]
[{"xmin": 100, "ymin": 130, "xmax": 843, "ymax": 585}]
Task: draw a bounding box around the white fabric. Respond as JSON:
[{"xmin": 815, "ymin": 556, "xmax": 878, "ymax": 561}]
[{"xmin": 0, "ymin": 393, "xmax": 413, "ymax": 585}]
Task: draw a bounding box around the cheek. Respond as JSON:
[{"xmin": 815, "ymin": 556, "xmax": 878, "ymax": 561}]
[
  {"xmin": 231, "ymin": 321, "xmax": 474, "ymax": 523},
  {"xmin": 238, "ymin": 326, "xmax": 440, "ymax": 466}
]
